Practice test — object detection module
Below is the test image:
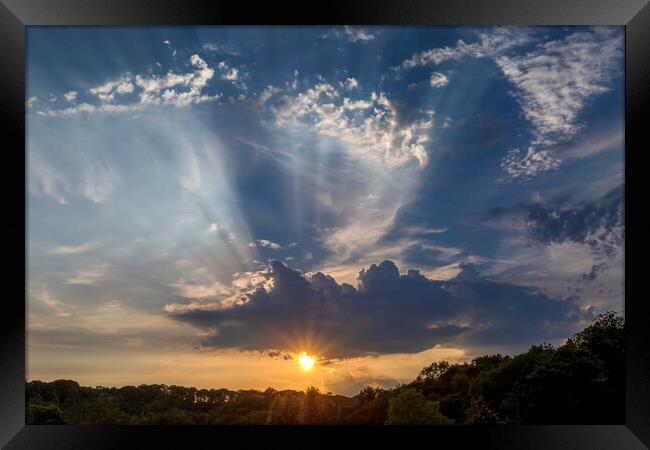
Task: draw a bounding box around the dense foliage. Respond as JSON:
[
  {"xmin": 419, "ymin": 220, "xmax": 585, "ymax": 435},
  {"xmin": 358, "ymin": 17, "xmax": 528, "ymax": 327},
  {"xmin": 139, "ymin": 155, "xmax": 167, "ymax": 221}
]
[{"xmin": 26, "ymin": 312, "xmax": 623, "ymax": 425}]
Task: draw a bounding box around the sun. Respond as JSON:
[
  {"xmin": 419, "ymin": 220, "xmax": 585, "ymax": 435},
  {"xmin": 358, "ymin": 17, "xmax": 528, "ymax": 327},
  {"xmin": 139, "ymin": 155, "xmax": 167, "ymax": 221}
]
[{"xmin": 298, "ymin": 353, "xmax": 315, "ymax": 371}]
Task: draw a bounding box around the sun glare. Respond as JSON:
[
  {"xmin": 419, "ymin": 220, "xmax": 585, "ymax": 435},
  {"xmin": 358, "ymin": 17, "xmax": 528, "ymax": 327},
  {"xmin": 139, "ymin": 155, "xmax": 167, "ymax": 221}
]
[{"xmin": 298, "ymin": 353, "xmax": 315, "ymax": 370}]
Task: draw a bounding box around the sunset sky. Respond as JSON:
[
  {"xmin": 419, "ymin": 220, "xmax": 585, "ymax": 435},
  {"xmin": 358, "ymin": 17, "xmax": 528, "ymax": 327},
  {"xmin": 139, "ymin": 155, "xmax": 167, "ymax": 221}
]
[{"xmin": 27, "ymin": 26, "xmax": 624, "ymax": 396}]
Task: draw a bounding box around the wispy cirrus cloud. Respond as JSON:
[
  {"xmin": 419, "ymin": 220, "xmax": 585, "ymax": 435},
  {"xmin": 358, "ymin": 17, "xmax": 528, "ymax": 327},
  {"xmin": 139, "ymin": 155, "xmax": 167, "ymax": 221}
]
[
  {"xmin": 65, "ymin": 263, "xmax": 111, "ymax": 285},
  {"xmin": 398, "ymin": 27, "xmax": 622, "ymax": 181},
  {"xmin": 343, "ymin": 26, "xmax": 375, "ymax": 43},
  {"xmin": 202, "ymin": 42, "xmax": 241, "ymax": 56},
  {"xmin": 50, "ymin": 241, "xmax": 98, "ymax": 255},
  {"xmin": 321, "ymin": 26, "xmax": 376, "ymax": 44},
  {"xmin": 495, "ymin": 28, "xmax": 623, "ymax": 147},
  {"xmin": 398, "ymin": 27, "xmax": 530, "ymax": 70},
  {"xmin": 28, "ymin": 149, "xmax": 119, "ymax": 204}
]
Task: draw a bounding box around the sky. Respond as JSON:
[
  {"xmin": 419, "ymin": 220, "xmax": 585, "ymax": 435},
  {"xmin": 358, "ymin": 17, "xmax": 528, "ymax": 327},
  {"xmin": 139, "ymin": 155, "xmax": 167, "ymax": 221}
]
[{"xmin": 26, "ymin": 26, "xmax": 624, "ymax": 396}]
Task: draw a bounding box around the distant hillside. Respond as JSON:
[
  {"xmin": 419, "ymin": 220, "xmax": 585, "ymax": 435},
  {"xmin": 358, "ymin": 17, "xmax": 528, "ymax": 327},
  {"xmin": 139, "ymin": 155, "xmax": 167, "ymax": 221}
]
[{"xmin": 26, "ymin": 312, "xmax": 623, "ymax": 425}]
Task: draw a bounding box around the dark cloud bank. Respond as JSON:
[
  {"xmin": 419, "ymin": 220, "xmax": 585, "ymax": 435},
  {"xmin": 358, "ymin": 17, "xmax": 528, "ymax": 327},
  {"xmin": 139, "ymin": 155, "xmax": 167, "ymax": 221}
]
[
  {"xmin": 168, "ymin": 260, "xmax": 591, "ymax": 359},
  {"xmin": 487, "ymin": 186, "xmax": 624, "ymax": 260},
  {"xmin": 524, "ymin": 187, "xmax": 623, "ymax": 258}
]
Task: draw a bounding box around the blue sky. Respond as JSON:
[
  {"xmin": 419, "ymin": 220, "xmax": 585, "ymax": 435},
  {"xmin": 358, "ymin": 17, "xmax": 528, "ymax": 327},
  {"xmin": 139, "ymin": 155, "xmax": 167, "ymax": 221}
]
[{"xmin": 26, "ymin": 26, "xmax": 624, "ymax": 394}]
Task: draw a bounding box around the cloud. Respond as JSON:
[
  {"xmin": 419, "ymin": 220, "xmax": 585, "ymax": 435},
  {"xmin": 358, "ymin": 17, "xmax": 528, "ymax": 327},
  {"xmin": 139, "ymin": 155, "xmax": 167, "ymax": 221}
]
[
  {"xmin": 257, "ymin": 84, "xmax": 280, "ymax": 105},
  {"xmin": 495, "ymin": 28, "xmax": 623, "ymax": 146},
  {"xmin": 163, "ymin": 40, "xmax": 171, "ymax": 45},
  {"xmin": 247, "ymin": 239, "xmax": 283, "ymax": 250},
  {"xmin": 429, "ymin": 72, "xmax": 449, "ymax": 88},
  {"xmin": 28, "ymin": 151, "xmax": 69, "ymax": 203},
  {"xmin": 50, "ymin": 241, "xmax": 98, "ymax": 255},
  {"xmin": 81, "ymin": 158, "xmax": 120, "ymax": 203},
  {"xmin": 63, "ymin": 91, "xmax": 77, "ymax": 102},
  {"xmin": 500, "ymin": 147, "xmax": 561, "ymax": 181},
  {"xmin": 90, "ymin": 77, "xmax": 135, "ymax": 102},
  {"xmin": 523, "ymin": 186, "xmax": 624, "ymax": 259},
  {"xmin": 40, "ymin": 55, "xmax": 221, "ymax": 116},
  {"xmin": 27, "ymin": 96, "xmax": 38, "ymax": 108},
  {"xmin": 484, "ymin": 185, "xmax": 623, "ymax": 263},
  {"xmin": 272, "ymin": 82, "xmax": 434, "ymax": 168},
  {"xmin": 558, "ymin": 127, "xmax": 624, "ymax": 162},
  {"xmin": 321, "ymin": 27, "xmax": 375, "ymax": 44},
  {"xmin": 166, "ymin": 260, "xmax": 589, "ymax": 359},
  {"xmin": 397, "ymin": 27, "xmax": 622, "ymax": 180},
  {"xmin": 164, "ymin": 267, "xmax": 274, "ymax": 313},
  {"xmin": 343, "ymin": 77, "xmax": 359, "ymax": 91},
  {"xmin": 582, "ymin": 263, "xmax": 606, "ymax": 282},
  {"xmin": 65, "ymin": 264, "xmax": 110, "ymax": 285},
  {"xmin": 343, "ymin": 26, "xmax": 375, "ymax": 43},
  {"xmin": 170, "ymin": 279, "xmax": 230, "ymax": 299},
  {"xmin": 398, "ymin": 27, "xmax": 530, "ymax": 70},
  {"xmin": 28, "ymin": 146, "xmax": 120, "ymax": 204},
  {"xmin": 217, "ymin": 60, "xmax": 239, "ymax": 81},
  {"xmin": 202, "ymin": 42, "xmax": 241, "ymax": 56}
]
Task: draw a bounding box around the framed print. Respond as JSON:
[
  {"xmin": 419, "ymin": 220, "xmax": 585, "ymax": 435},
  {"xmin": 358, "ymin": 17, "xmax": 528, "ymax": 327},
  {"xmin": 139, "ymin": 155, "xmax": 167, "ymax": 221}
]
[{"xmin": 1, "ymin": 0, "xmax": 649, "ymax": 448}]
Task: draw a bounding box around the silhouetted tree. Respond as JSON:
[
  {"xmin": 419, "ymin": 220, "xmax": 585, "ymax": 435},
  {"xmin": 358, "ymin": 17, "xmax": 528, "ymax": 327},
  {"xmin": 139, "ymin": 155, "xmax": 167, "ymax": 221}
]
[{"xmin": 386, "ymin": 388, "xmax": 452, "ymax": 425}]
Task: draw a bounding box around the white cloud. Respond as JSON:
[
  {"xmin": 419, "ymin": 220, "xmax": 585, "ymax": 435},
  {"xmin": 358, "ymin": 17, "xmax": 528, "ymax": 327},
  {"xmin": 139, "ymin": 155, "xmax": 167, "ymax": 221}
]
[
  {"xmin": 257, "ymin": 84, "xmax": 280, "ymax": 105},
  {"xmin": 208, "ymin": 223, "xmax": 219, "ymax": 232},
  {"xmin": 63, "ymin": 91, "xmax": 78, "ymax": 102},
  {"xmin": 135, "ymin": 71, "xmax": 192, "ymax": 94},
  {"xmin": 272, "ymin": 82, "xmax": 434, "ymax": 168},
  {"xmin": 495, "ymin": 29, "xmax": 622, "ymax": 181},
  {"xmin": 399, "ymin": 27, "xmax": 530, "ymax": 70},
  {"xmin": 217, "ymin": 60, "xmax": 239, "ymax": 82},
  {"xmin": 165, "ymin": 266, "xmax": 274, "ymax": 313},
  {"xmin": 202, "ymin": 42, "xmax": 240, "ymax": 56},
  {"xmin": 27, "ymin": 96, "xmax": 38, "ymax": 108},
  {"xmin": 255, "ymin": 239, "xmax": 281, "ymax": 250},
  {"xmin": 163, "ymin": 40, "xmax": 171, "ymax": 45},
  {"xmin": 343, "ymin": 77, "xmax": 359, "ymax": 91},
  {"xmin": 43, "ymin": 54, "xmax": 220, "ymax": 116},
  {"xmin": 402, "ymin": 28, "xmax": 621, "ymax": 180},
  {"xmin": 90, "ymin": 77, "xmax": 134, "ymax": 103},
  {"xmin": 344, "ymin": 26, "xmax": 375, "ymax": 43},
  {"xmin": 429, "ymin": 72, "xmax": 449, "ymax": 88},
  {"xmin": 500, "ymin": 147, "xmax": 561, "ymax": 181},
  {"xmin": 40, "ymin": 102, "xmax": 99, "ymax": 117},
  {"xmin": 495, "ymin": 28, "xmax": 623, "ymax": 146},
  {"xmin": 50, "ymin": 241, "xmax": 98, "ymax": 255}
]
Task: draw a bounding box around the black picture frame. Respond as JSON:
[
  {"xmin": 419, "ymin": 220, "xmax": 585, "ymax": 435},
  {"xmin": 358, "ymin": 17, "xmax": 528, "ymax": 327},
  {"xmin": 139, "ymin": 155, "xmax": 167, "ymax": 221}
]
[{"xmin": 2, "ymin": 1, "xmax": 648, "ymax": 448}]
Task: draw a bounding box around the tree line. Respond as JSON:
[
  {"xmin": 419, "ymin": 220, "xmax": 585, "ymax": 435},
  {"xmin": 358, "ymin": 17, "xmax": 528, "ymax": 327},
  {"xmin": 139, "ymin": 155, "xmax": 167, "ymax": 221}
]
[{"xmin": 26, "ymin": 312, "xmax": 624, "ymax": 425}]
